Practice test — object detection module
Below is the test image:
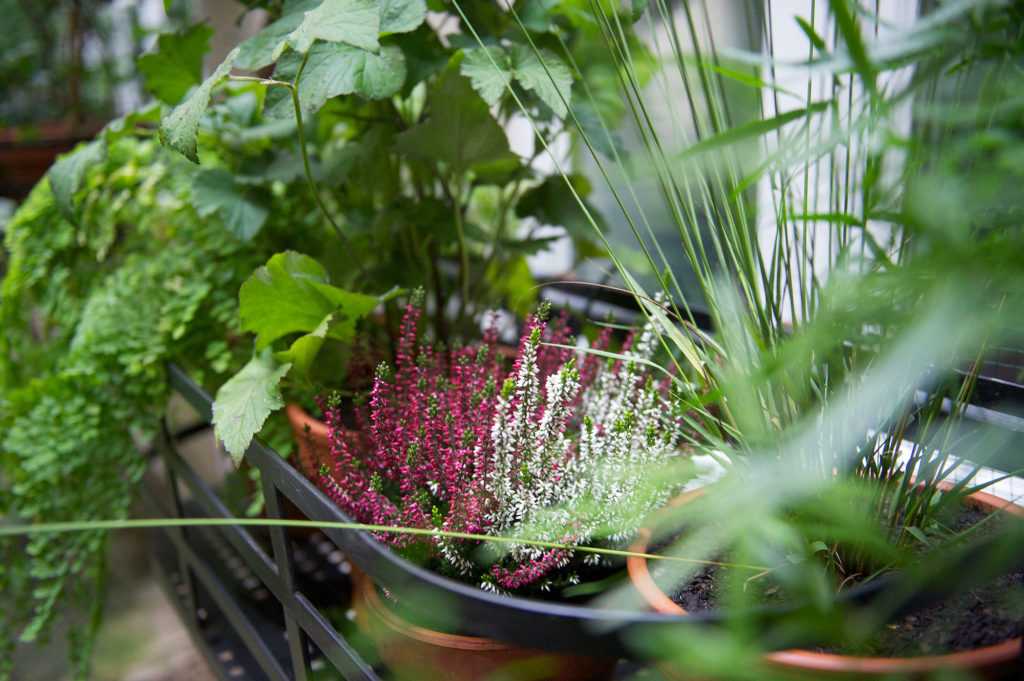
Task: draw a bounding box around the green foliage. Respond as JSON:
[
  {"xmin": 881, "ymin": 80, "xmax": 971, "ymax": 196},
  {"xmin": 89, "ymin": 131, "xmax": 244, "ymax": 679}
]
[
  {"xmin": 137, "ymin": 23, "xmax": 214, "ymax": 105},
  {"xmin": 516, "ymin": 173, "xmax": 605, "ymax": 242},
  {"xmin": 47, "ymin": 140, "xmax": 106, "ymax": 223},
  {"xmin": 266, "ymin": 42, "xmax": 407, "ymax": 119},
  {"xmin": 281, "ymin": 0, "xmax": 382, "ymax": 55},
  {"xmin": 239, "ymin": 251, "xmax": 378, "ymax": 350},
  {"xmin": 148, "ymin": 0, "xmax": 638, "ymax": 460},
  {"xmin": 0, "ymin": 130, "xmax": 292, "ymax": 679},
  {"xmin": 159, "ymin": 48, "xmax": 240, "ymax": 163},
  {"xmin": 194, "ymin": 167, "xmax": 270, "ymax": 240},
  {"xmin": 213, "ymin": 250, "xmax": 379, "ymax": 460},
  {"xmin": 461, "ymin": 44, "xmax": 573, "ymax": 116},
  {"xmin": 395, "ymin": 64, "xmax": 514, "ymax": 176},
  {"xmin": 213, "ymin": 350, "xmax": 292, "ymax": 463}
]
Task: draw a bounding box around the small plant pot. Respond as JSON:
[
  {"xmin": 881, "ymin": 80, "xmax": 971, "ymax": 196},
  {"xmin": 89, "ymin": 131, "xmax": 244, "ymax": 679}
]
[
  {"xmin": 351, "ymin": 569, "xmax": 618, "ymax": 681},
  {"xmin": 285, "ymin": 403, "xmax": 333, "ymax": 481},
  {"xmin": 627, "ymin": 489, "xmax": 1023, "ymax": 679},
  {"xmin": 0, "ymin": 122, "xmax": 103, "ymax": 198}
]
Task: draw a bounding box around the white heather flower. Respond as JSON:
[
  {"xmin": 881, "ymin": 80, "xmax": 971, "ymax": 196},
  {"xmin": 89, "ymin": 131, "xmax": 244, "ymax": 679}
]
[{"xmin": 486, "ymin": 302, "xmax": 688, "ymax": 583}]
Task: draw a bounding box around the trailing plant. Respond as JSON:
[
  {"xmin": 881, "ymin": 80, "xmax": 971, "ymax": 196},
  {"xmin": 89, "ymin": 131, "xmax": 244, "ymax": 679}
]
[
  {"xmin": 321, "ymin": 299, "xmax": 688, "ymax": 593},
  {"xmin": 0, "ymin": 126, "xmax": 302, "ymax": 678}
]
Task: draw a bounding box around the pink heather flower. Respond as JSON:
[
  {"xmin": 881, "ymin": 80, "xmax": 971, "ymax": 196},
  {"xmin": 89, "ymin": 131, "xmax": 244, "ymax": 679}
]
[
  {"xmin": 321, "ymin": 300, "xmax": 683, "ymax": 594},
  {"xmin": 323, "ymin": 301, "xmax": 506, "ymax": 559}
]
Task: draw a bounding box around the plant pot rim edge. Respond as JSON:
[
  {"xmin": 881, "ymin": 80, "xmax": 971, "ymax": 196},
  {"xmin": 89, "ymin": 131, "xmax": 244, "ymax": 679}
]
[{"xmin": 626, "ymin": 487, "xmax": 1024, "ymax": 674}]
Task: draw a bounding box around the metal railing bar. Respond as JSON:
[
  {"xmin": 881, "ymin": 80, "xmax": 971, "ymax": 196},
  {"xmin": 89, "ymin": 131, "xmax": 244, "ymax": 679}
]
[
  {"xmin": 161, "ymin": 421, "xmax": 281, "ymax": 585},
  {"xmin": 165, "ymin": 522, "xmax": 293, "ymax": 681},
  {"xmin": 151, "ymin": 551, "xmax": 266, "ymax": 681},
  {"xmin": 263, "ymin": 479, "xmax": 311, "ymax": 681},
  {"xmin": 289, "ymin": 591, "xmax": 382, "ymax": 681}
]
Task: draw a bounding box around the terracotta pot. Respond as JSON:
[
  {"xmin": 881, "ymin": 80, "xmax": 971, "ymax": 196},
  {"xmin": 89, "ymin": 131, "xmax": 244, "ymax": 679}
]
[
  {"xmin": 627, "ymin": 489, "xmax": 1024, "ymax": 679},
  {"xmin": 0, "ymin": 121, "xmax": 103, "ymax": 198},
  {"xmin": 351, "ymin": 570, "xmax": 618, "ymax": 681},
  {"xmin": 285, "ymin": 403, "xmax": 333, "ymax": 481}
]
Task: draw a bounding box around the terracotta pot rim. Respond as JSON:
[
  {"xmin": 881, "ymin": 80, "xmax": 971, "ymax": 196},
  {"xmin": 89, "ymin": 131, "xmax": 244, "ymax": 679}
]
[
  {"xmin": 285, "ymin": 403, "xmax": 331, "ymax": 439},
  {"xmin": 626, "ymin": 487, "xmax": 1024, "ymax": 674},
  {"xmin": 354, "ymin": 570, "xmax": 516, "ymax": 652}
]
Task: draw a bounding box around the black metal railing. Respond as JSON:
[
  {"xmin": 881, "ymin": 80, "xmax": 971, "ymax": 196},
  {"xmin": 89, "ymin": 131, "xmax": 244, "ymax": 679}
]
[{"xmin": 149, "ymin": 361, "xmax": 1024, "ymax": 680}]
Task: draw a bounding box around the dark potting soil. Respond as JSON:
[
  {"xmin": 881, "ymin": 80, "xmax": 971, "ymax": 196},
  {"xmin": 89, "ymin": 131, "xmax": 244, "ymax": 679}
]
[{"xmin": 667, "ymin": 508, "xmax": 1023, "ymax": 657}]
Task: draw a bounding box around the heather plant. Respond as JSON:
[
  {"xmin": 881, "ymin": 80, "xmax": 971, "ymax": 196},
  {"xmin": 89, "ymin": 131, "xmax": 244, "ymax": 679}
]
[{"xmin": 323, "ymin": 299, "xmax": 688, "ymax": 593}]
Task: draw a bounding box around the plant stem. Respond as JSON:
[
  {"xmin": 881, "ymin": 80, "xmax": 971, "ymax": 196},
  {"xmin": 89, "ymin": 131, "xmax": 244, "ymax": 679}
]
[
  {"xmin": 289, "ymin": 53, "xmax": 353, "ymax": 252},
  {"xmin": 449, "ymin": 175, "xmax": 470, "ymax": 327},
  {"xmin": 0, "ymin": 517, "xmax": 770, "ymax": 571}
]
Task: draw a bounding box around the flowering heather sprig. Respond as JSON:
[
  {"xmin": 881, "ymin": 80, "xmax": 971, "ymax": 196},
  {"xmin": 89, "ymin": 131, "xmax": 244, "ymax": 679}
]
[
  {"xmin": 322, "ymin": 300, "xmax": 505, "ymax": 563},
  {"xmin": 322, "ymin": 299, "xmax": 686, "ymax": 594},
  {"xmin": 486, "ymin": 305, "xmax": 684, "ymax": 591}
]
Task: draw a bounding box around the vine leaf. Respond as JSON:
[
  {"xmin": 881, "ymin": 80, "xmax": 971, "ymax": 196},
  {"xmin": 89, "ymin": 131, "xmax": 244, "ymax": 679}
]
[
  {"xmin": 277, "ymin": 0, "xmax": 380, "ymax": 58},
  {"xmin": 137, "ymin": 23, "xmax": 213, "ymax": 104},
  {"xmin": 239, "ymin": 251, "xmax": 378, "ymax": 350},
  {"xmin": 380, "ymin": 0, "xmax": 427, "ymax": 34},
  {"xmin": 265, "ymin": 42, "xmax": 406, "ymax": 119},
  {"xmin": 213, "ymin": 350, "xmax": 292, "ymax": 463},
  {"xmin": 460, "ymin": 46, "xmax": 512, "ymax": 106},
  {"xmin": 396, "ymin": 64, "xmax": 513, "ymax": 176},
  {"xmin": 508, "ymin": 45, "xmax": 572, "ymax": 118},
  {"xmin": 234, "ymin": 0, "xmax": 320, "ymax": 70},
  {"xmin": 274, "ymin": 312, "xmax": 333, "ymax": 379},
  {"xmin": 159, "ymin": 47, "xmax": 239, "ymax": 163},
  {"xmin": 461, "ymin": 44, "xmax": 573, "ymax": 117},
  {"xmin": 48, "ymin": 140, "xmax": 106, "ymax": 224},
  {"xmin": 193, "ymin": 168, "xmax": 269, "ymax": 241}
]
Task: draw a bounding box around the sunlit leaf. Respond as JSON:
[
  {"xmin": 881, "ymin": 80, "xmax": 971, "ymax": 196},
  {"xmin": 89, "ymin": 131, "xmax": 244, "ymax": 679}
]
[
  {"xmin": 159, "ymin": 48, "xmax": 239, "ymax": 163},
  {"xmin": 213, "ymin": 350, "xmax": 292, "ymax": 463},
  {"xmin": 277, "ymin": 0, "xmax": 380, "ymax": 58}
]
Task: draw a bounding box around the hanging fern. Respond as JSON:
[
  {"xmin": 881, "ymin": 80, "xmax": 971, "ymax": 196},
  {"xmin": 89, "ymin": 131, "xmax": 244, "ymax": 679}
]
[{"xmin": 0, "ymin": 134, "xmax": 284, "ymax": 680}]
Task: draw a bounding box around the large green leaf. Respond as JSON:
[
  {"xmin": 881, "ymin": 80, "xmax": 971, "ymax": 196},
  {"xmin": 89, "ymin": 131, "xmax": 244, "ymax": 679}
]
[
  {"xmin": 460, "ymin": 44, "xmax": 573, "ymax": 117},
  {"xmin": 193, "ymin": 168, "xmax": 269, "ymax": 241},
  {"xmin": 137, "ymin": 23, "xmax": 213, "ymax": 104},
  {"xmin": 380, "ymin": 0, "xmax": 427, "ymax": 33},
  {"xmin": 460, "ymin": 46, "xmax": 512, "ymax": 106},
  {"xmin": 278, "ymin": 0, "xmax": 380, "ymax": 58},
  {"xmin": 47, "ymin": 140, "xmax": 106, "ymax": 224},
  {"xmin": 234, "ymin": 0, "xmax": 319, "ymax": 70},
  {"xmin": 274, "ymin": 312, "xmax": 333, "ymax": 379},
  {"xmin": 239, "ymin": 251, "xmax": 378, "ymax": 350},
  {"xmin": 212, "ymin": 350, "xmax": 292, "ymax": 463},
  {"xmin": 509, "ymin": 45, "xmax": 572, "ymax": 117},
  {"xmin": 159, "ymin": 47, "xmax": 239, "ymax": 163},
  {"xmin": 266, "ymin": 42, "xmax": 406, "ymax": 119},
  {"xmin": 396, "ymin": 64, "xmax": 512, "ymax": 176}
]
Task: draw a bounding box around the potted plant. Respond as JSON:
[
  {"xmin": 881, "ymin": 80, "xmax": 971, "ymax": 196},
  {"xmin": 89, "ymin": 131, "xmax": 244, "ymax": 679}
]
[
  {"xmin": 157, "ymin": 0, "xmax": 636, "ymax": 479},
  {"xmin": 0, "ymin": 0, "xmax": 173, "ymax": 198},
  {"xmin": 318, "ymin": 296, "xmax": 707, "ymax": 679},
  {"xmin": 547, "ymin": 0, "xmax": 1024, "ymax": 677}
]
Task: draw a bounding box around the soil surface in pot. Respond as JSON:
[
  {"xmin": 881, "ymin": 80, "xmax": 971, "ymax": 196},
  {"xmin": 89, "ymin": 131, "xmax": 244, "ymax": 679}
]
[{"xmin": 664, "ymin": 507, "xmax": 1023, "ymax": 656}]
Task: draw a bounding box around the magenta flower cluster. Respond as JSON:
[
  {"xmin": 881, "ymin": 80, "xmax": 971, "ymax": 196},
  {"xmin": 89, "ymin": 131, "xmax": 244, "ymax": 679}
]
[{"xmin": 320, "ymin": 301, "xmax": 618, "ymax": 590}]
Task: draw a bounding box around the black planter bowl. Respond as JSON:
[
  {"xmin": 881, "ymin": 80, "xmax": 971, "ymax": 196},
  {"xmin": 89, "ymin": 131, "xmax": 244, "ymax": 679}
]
[{"xmin": 154, "ymin": 364, "xmax": 1024, "ymax": 680}]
